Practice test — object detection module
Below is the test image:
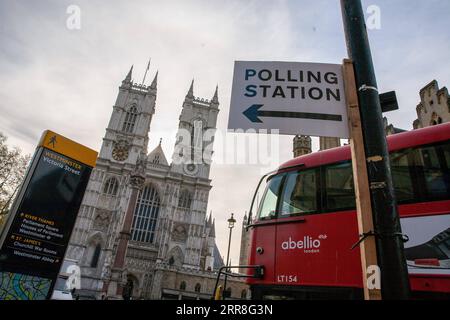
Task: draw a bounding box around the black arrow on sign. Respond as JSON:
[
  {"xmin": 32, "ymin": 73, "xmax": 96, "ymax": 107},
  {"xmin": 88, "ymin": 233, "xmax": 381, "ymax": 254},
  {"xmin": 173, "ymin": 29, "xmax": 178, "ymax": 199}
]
[{"xmin": 243, "ymin": 104, "xmax": 343, "ymax": 123}]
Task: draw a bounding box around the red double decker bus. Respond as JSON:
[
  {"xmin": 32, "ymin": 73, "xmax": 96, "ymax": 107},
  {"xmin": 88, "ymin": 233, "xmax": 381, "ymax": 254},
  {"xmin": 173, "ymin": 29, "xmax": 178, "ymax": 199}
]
[{"xmin": 246, "ymin": 122, "xmax": 450, "ymax": 299}]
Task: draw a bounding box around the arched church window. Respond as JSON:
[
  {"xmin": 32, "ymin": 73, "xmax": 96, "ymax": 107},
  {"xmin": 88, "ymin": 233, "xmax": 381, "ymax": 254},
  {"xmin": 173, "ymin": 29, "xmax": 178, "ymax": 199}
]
[
  {"xmin": 103, "ymin": 177, "xmax": 119, "ymax": 196},
  {"xmin": 241, "ymin": 289, "xmax": 247, "ymax": 299},
  {"xmin": 122, "ymin": 105, "xmax": 138, "ymax": 133},
  {"xmin": 195, "ymin": 283, "xmax": 201, "ymax": 293},
  {"xmin": 131, "ymin": 184, "xmax": 160, "ymax": 243},
  {"xmin": 90, "ymin": 243, "xmax": 101, "ymax": 268},
  {"xmin": 180, "ymin": 281, "xmax": 186, "ymax": 291},
  {"xmin": 178, "ymin": 189, "xmax": 192, "ymax": 209}
]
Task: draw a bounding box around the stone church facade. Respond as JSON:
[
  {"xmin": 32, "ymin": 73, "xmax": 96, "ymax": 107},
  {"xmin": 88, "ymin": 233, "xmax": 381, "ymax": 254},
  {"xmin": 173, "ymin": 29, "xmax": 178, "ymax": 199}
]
[{"xmin": 64, "ymin": 67, "xmax": 246, "ymax": 300}]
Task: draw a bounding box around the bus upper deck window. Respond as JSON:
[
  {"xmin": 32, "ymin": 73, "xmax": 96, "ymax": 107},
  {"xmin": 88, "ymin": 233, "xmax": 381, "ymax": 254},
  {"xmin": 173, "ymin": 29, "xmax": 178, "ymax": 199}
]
[
  {"xmin": 391, "ymin": 141, "xmax": 450, "ymax": 203},
  {"xmin": 257, "ymin": 174, "xmax": 283, "ymax": 220},
  {"xmin": 419, "ymin": 143, "xmax": 450, "ymax": 198},
  {"xmin": 280, "ymin": 170, "xmax": 317, "ymax": 216},
  {"xmin": 391, "ymin": 149, "xmax": 416, "ymax": 203},
  {"xmin": 325, "ymin": 162, "xmax": 356, "ymax": 211}
]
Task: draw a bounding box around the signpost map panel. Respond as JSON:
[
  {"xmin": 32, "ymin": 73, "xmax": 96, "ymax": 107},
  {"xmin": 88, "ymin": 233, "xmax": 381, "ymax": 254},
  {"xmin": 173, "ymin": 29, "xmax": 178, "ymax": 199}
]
[
  {"xmin": 0, "ymin": 130, "xmax": 97, "ymax": 300},
  {"xmin": 0, "ymin": 272, "xmax": 51, "ymax": 300}
]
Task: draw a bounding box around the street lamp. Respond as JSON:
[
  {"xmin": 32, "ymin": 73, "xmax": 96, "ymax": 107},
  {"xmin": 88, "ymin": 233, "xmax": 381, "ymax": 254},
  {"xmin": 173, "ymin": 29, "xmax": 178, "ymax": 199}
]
[{"xmin": 223, "ymin": 213, "xmax": 236, "ymax": 300}]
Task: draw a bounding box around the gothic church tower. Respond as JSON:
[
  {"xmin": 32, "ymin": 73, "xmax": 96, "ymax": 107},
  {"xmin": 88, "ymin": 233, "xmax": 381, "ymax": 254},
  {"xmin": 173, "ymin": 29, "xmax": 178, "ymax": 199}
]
[
  {"xmin": 65, "ymin": 67, "xmax": 158, "ymax": 294},
  {"xmin": 155, "ymin": 81, "xmax": 219, "ymax": 271},
  {"xmin": 65, "ymin": 66, "xmax": 225, "ymax": 300},
  {"xmin": 171, "ymin": 80, "xmax": 219, "ymax": 179},
  {"xmin": 293, "ymin": 135, "xmax": 312, "ymax": 157},
  {"xmin": 100, "ymin": 66, "xmax": 157, "ymax": 164}
]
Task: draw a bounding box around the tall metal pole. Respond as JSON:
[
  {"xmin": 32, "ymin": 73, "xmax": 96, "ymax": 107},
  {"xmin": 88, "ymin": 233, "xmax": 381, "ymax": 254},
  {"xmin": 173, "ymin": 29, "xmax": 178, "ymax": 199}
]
[
  {"xmin": 223, "ymin": 213, "xmax": 235, "ymax": 300},
  {"xmin": 340, "ymin": 0, "xmax": 410, "ymax": 299}
]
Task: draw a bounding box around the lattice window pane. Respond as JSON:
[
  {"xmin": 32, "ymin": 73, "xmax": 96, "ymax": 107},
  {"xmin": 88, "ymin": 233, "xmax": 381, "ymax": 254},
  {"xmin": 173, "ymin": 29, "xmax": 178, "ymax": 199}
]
[
  {"xmin": 122, "ymin": 106, "xmax": 138, "ymax": 133},
  {"xmin": 131, "ymin": 185, "xmax": 160, "ymax": 244}
]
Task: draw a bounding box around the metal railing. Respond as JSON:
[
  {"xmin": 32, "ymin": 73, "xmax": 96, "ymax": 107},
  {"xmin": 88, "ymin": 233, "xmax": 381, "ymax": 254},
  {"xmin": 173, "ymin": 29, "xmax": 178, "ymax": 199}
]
[{"xmin": 212, "ymin": 265, "xmax": 264, "ymax": 300}]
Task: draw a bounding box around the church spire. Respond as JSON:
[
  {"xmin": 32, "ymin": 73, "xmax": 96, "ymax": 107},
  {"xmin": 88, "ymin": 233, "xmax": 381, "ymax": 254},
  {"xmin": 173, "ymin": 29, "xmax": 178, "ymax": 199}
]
[
  {"xmin": 150, "ymin": 71, "xmax": 158, "ymax": 90},
  {"xmin": 186, "ymin": 79, "xmax": 194, "ymax": 99},
  {"xmin": 209, "ymin": 218, "xmax": 216, "ymax": 237},
  {"xmin": 211, "ymin": 85, "xmax": 219, "ymax": 104},
  {"xmin": 124, "ymin": 65, "xmax": 133, "ymax": 83},
  {"xmin": 207, "ymin": 211, "xmax": 212, "ymax": 226}
]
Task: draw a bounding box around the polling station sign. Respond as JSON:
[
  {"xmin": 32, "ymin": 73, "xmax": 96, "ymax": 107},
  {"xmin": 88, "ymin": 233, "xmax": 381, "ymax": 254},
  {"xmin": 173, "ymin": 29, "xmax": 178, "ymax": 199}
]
[
  {"xmin": 228, "ymin": 61, "xmax": 350, "ymax": 138},
  {"xmin": 0, "ymin": 130, "xmax": 97, "ymax": 300}
]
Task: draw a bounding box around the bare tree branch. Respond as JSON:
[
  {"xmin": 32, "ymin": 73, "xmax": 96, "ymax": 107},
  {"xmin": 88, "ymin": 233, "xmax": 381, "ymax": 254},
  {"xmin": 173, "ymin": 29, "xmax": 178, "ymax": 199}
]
[{"xmin": 0, "ymin": 132, "xmax": 30, "ymax": 217}]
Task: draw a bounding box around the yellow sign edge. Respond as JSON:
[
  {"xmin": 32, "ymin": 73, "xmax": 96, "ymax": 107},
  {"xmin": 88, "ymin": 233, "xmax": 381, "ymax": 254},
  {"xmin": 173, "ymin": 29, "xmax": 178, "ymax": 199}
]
[{"xmin": 38, "ymin": 130, "xmax": 98, "ymax": 167}]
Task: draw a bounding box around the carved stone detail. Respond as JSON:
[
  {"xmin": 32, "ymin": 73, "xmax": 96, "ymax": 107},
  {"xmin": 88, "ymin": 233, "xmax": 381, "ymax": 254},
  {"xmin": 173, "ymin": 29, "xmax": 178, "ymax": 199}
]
[
  {"xmin": 93, "ymin": 209, "xmax": 111, "ymax": 232},
  {"xmin": 171, "ymin": 224, "xmax": 188, "ymax": 242}
]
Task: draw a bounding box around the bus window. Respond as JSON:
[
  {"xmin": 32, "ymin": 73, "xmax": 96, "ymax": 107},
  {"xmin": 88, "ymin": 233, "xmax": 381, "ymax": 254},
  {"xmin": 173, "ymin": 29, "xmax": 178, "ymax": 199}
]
[
  {"xmin": 391, "ymin": 149, "xmax": 416, "ymax": 202},
  {"xmin": 257, "ymin": 174, "xmax": 283, "ymax": 220},
  {"xmin": 391, "ymin": 141, "xmax": 450, "ymax": 203},
  {"xmin": 279, "ymin": 169, "xmax": 317, "ymax": 216},
  {"xmin": 420, "ymin": 143, "xmax": 450, "ymax": 199},
  {"xmin": 325, "ymin": 162, "xmax": 356, "ymax": 211}
]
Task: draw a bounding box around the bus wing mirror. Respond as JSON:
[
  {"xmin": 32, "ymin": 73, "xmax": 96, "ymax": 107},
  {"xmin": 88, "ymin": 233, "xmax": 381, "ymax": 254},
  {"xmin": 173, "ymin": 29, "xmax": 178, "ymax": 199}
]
[{"xmin": 254, "ymin": 266, "xmax": 264, "ymax": 279}]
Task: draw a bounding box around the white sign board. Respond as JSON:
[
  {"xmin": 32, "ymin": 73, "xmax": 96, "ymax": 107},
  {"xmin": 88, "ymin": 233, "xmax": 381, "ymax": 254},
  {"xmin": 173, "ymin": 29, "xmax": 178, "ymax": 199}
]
[{"xmin": 228, "ymin": 61, "xmax": 349, "ymax": 138}]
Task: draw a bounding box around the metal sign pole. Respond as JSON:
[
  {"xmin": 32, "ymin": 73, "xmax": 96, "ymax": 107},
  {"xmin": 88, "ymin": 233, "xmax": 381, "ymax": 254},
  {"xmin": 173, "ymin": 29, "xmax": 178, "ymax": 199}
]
[{"xmin": 340, "ymin": 0, "xmax": 410, "ymax": 299}]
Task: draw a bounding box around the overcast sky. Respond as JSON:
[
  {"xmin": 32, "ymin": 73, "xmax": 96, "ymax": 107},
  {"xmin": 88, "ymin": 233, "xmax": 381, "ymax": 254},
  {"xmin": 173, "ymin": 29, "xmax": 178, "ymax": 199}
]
[{"xmin": 1, "ymin": 0, "xmax": 449, "ymax": 265}]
